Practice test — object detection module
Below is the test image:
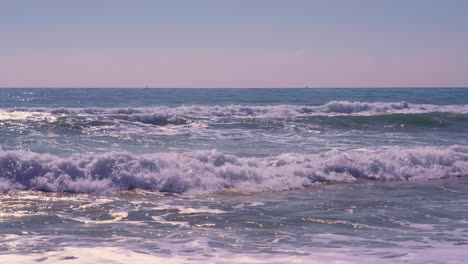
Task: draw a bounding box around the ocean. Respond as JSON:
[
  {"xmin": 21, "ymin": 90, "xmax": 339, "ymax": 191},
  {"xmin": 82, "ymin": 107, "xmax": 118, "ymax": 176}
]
[{"xmin": 0, "ymin": 88, "xmax": 468, "ymax": 263}]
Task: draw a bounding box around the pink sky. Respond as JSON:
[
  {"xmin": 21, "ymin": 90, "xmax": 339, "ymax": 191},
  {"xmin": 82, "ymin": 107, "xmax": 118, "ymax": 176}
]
[
  {"xmin": 2, "ymin": 51, "xmax": 467, "ymax": 88},
  {"xmin": 2, "ymin": 1, "xmax": 468, "ymax": 88}
]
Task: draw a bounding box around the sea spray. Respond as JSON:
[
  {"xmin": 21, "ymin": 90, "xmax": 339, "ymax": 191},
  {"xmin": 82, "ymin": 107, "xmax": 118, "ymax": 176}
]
[{"xmin": 1, "ymin": 145, "xmax": 467, "ymax": 193}]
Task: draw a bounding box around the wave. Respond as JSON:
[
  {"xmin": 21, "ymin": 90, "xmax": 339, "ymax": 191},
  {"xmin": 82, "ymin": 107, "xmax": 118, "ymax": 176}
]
[
  {"xmin": 1, "ymin": 146, "xmax": 467, "ymax": 194},
  {"xmin": 2, "ymin": 101, "xmax": 468, "ymax": 121},
  {"xmin": 305, "ymin": 112, "xmax": 468, "ymax": 129},
  {"xmin": 1, "ymin": 102, "xmax": 468, "ymax": 136}
]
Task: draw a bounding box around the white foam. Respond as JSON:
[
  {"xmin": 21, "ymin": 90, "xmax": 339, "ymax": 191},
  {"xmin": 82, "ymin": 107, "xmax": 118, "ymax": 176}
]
[
  {"xmin": 0, "ymin": 109, "xmax": 57, "ymax": 121},
  {"xmin": 4, "ymin": 101, "xmax": 468, "ymax": 122},
  {"xmin": 2, "ymin": 242, "xmax": 467, "ymax": 264},
  {"xmin": 0, "ymin": 145, "xmax": 467, "ymax": 194},
  {"xmin": 151, "ymin": 214, "xmax": 190, "ymax": 227}
]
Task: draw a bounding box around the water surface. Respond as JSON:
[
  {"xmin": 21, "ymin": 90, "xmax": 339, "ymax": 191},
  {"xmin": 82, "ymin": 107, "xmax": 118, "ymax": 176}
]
[{"xmin": 1, "ymin": 88, "xmax": 468, "ymax": 263}]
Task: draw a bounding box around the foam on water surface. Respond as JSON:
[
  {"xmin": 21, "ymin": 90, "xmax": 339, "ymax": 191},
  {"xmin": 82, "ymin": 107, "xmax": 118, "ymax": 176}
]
[
  {"xmin": 2, "ymin": 178, "xmax": 468, "ymax": 264},
  {"xmin": 1, "ymin": 145, "xmax": 468, "ymax": 193},
  {"xmin": 4, "ymin": 101, "xmax": 468, "ymax": 121},
  {"xmin": 2, "ymin": 89, "xmax": 468, "ymax": 263}
]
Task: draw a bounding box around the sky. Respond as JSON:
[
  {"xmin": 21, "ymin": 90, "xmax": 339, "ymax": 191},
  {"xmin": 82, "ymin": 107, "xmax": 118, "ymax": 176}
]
[{"xmin": 1, "ymin": 0, "xmax": 467, "ymax": 88}]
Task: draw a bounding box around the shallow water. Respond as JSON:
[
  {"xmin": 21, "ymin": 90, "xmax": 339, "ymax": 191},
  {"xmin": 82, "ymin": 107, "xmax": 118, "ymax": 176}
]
[
  {"xmin": 1, "ymin": 88, "xmax": 468, "ymax": 263},
  {"xmin": 1, "ymin": 178, "xmax": 468, "ymax": 263}
]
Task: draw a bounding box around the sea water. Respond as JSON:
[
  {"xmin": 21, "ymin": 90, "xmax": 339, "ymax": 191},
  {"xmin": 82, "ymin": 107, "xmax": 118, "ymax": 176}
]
[{"xmin": 0, "ymin": 88, "xmax": 467, "ymax": 263}]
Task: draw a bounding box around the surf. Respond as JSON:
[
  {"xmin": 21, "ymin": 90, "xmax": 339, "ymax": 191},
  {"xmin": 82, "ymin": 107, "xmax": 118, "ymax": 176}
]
[{"xmin": 1, "ymin": 145, "xmax": 467, "ymax": 194}]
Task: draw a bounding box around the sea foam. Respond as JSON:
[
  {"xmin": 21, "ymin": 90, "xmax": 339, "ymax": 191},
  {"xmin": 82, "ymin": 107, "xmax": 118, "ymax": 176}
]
[
  {"xmin": 1, "ymin": 146, "xmax": 467, "ymax": 194},
  {"xmin": 3, "ymin": 101, "xmax": 468, "ymax": 121}
]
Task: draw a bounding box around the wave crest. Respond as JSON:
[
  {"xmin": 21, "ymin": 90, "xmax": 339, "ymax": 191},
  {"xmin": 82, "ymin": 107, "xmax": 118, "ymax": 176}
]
[
  {"xmin": 1, "ymin": 146, "xmax": 468, "ymax": 194},
  {"xmin": 2, "ymin": 101, "xmax": 468, "ymax": 122},
  {"xmin": 323, "ymin": 101, "xmax": 409, "ymax": 114}
]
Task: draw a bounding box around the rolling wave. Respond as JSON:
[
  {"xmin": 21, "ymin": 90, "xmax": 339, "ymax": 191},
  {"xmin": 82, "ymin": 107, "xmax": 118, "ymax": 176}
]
[
  {"xmin": 1, "ymin": 146, "xmax": 467, "ymax": 193},
  {"xmin": 0, "ymin": 101, "xmax": 468, "ymax": 137},
  {"xmin": 1, "ymin": 101, "xmax": 468, "ymax": 135},
  {"xmin": 305, "ymin": 112, "xmax": 468, "ymax": 129},
  {"xmin": 2, "ymin": 101, "xmax": 468, "ymax": 121}
]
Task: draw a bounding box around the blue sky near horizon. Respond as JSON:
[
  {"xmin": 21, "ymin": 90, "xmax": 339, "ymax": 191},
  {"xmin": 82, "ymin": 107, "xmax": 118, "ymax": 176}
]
[{"xmin": 1, "ymin": 0, "xmax": 468, "ymax": 88}]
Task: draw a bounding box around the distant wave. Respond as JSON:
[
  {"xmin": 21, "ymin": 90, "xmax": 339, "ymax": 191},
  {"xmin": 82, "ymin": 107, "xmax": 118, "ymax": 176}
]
[
  {"xmin": 1, "ymin": 146, "xmax": 467, "ymax": 193},
  {"xmin": 2, "ymin": 101, "xmax": 468, "ymax": 121},
  {"xmin": 1, "ymin": 101, "xmax": 468, "ymax": 135}
]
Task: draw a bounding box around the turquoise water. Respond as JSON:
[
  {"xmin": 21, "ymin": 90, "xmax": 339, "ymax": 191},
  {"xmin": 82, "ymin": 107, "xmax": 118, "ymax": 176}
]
[{"xmin": 1, "ymin": 88, "xmax": 468, "ymax": 263}]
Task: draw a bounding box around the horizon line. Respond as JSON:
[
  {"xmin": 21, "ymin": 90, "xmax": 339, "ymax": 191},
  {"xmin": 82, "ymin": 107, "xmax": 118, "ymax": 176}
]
[{"xmin": 1, "ymin": 86, "xmax": 468, "ymax": 89}]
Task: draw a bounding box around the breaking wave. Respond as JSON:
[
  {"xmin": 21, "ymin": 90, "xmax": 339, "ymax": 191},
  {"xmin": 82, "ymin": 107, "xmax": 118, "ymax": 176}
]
[
  {"xmin": 1, "ymin": 101, "xmax": 468, "ymax": 121},
  {"xmin": 1, "ymin": 101, "xmax": 467, "ymax": 135},
  {"xmin": 1, "ymin": 146, "xmax": 467, "ymax": 194}
]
